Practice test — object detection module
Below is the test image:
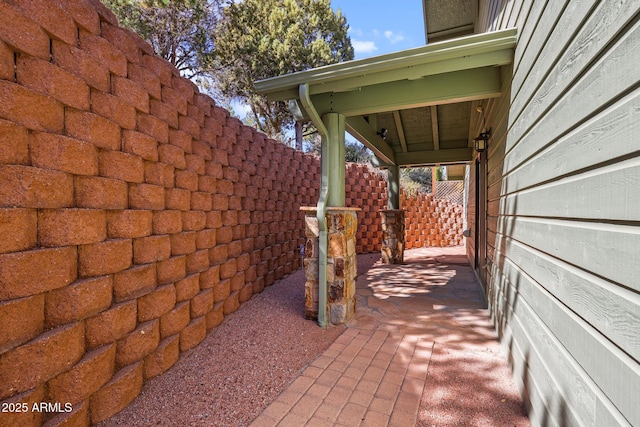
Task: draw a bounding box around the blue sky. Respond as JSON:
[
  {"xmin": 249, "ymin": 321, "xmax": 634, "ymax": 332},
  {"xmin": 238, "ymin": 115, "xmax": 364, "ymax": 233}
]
[
  {"xmin": 331, "ymin": 0, "xmax": 426, "ymax": 58},
  {"xmin": 231, "ymin": 1, "xmax": 426, "ymax": 124}
]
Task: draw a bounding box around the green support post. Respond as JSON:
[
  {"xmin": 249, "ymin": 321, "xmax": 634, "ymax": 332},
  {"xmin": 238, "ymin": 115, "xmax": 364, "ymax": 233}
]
[
  {"xmin": 315, "ymin": 112, "xmax": 345, "ymax": 327},
  {"xmin": 323, "ymin": 113, "xmax": 346, "ymax": 207},
  {"xmin": 388, "ymin": 164, "xmax": 400, "ymax": 209}
]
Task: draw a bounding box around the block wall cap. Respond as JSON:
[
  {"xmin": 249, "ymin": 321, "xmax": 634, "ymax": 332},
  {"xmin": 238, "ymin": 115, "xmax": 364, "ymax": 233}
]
[{"xmin": 300, "ymin": 206, "xmax": 361, "ymax": 212}]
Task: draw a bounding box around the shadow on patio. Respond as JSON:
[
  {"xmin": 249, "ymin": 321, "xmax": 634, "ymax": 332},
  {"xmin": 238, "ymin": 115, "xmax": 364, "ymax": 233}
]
[
  {"xmin": 252, "ymin": 246, "xmax": 530, "ymax": 426},
  {"xmin": 355, "ymin": 246, "xmax": 530, "ymax": 426}
]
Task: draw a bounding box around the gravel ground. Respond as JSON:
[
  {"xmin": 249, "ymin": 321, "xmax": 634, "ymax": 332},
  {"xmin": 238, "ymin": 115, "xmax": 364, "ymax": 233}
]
[
  {"xmin": 100, "ymin": 253, "xmax": 381, "ymax": 427},
  {"xmin": 417, "ymin": 330, "xmax": 531, "ymax": 427}
]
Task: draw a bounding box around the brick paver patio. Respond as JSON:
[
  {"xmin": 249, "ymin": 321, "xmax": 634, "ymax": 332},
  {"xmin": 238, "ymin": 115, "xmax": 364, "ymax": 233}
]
[{"xmin": 250, "ymin": 246, "xmax": 530, "ymax": 427}]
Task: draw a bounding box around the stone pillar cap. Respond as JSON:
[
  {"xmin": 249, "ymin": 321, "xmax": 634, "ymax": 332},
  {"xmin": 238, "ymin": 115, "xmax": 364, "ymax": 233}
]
[{"xmin": 300, "ymin": 206, "xmax": 361, "ymax": 212}]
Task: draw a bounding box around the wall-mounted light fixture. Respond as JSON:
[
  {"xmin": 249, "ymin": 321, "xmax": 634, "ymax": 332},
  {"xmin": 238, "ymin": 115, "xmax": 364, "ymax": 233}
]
[
  {"xmin": 377, "ymin": 128, "xmax": 388, "ymax": 140},
  {"xmin": 473, "ymin": 130, "xmax": 491, "ymax": 152},
  {"xmin": 473, "ymin": 105, "xmax": 491, "ymax": 152}
]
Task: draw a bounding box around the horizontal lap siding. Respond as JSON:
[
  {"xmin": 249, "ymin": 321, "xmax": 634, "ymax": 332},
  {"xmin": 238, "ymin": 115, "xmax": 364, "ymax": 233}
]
[
  {"xmin": 0, "ymin": 2, "xmax": 462, "ymax": 423},
  {"xmin": 481, "ymin": 0, "xmax": 640, "ymax": 426},
  {"xmin": 466, "ymin": 168, "xmax": 476, "ymax": 266}
]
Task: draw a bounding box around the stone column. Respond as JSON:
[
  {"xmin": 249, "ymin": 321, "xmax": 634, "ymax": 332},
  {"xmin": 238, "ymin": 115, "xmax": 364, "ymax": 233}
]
[
  {"xmin": 301, "ymin": 207, "xmax": 359, "ymax": 325},
  {"xmin": 380, "ymin": 209, "xmax": 405, "ymax": 264}
]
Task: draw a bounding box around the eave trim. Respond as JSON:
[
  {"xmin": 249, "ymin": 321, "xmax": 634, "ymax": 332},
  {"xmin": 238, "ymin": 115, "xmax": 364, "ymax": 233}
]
[{"xmin": 255, "ymin": 28, "xmax": 516, "ymax": 99}]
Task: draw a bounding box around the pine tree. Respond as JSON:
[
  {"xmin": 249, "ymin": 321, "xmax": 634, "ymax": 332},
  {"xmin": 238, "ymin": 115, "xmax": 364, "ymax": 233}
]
[{"xmin": 212, "ymin": 0, "xmax": 353, "ymax": 139}]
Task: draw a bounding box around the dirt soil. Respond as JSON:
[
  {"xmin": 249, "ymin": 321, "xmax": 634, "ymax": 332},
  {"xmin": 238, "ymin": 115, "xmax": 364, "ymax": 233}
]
[{"xmin": 100, "ymin": 253, "xmax": 381, "ymax": 427}]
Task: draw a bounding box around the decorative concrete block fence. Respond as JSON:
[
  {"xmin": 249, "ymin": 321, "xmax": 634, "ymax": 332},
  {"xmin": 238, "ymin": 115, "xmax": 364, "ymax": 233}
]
[{"xmin": 401, "ymin": 192, "xmax": 465, "ymax": 248}]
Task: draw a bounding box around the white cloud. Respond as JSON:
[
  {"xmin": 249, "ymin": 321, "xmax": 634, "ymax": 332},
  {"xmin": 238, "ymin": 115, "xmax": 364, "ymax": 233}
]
[
  {"xmin": 352, "ymin": 39, "xmax": 378, "ymax": 54},
  {"xmin": 384, "ymin": 30, "xmax": 405, "ymax": 44},
  {"xmin": 229, "ymin": 99, "xmax": 252, "ymax": 119},
  {"xmin": 348, "ymin": 27, "xmax": 363, "ymax": 37}
]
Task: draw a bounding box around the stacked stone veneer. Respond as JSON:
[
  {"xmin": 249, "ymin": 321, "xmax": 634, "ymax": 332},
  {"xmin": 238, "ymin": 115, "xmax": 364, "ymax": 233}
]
[
  {"xmin": 0, "ymin": 1, "xmax": 462, "ymax": 425},
  {"xmin": 302, "ymin": 208, "xmax": 358, "ymax": 325},
  {"xmin": 380, "ymin": 210, "xmax": 405, "ymax": 264}
]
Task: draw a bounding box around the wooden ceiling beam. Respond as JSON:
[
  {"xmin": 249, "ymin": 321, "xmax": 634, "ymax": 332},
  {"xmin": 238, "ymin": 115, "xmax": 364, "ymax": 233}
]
[
  {"xmin": 392, "ymin": 111, "xmax": 408, "ymax": 153},
  {"xmin": 396, "ymin": 147, "xmax": 473, "ymax": 165},
  {"xmin": 430, "ymin": 106, "xmax": 440, "ymax": 151},
  {"xmin": 345, "ymin": 116, "xmax": 396, "ymax": 165}
]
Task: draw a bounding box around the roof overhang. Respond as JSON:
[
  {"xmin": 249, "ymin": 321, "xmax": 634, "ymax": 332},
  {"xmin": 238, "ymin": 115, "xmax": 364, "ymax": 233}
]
[
  {"xmin": 255, "ymin": 28, "xmax": 517, "ymax": 167},
  {"xmin": 422, "ymin": 0, "xmax": 476, "ymax": 44}
]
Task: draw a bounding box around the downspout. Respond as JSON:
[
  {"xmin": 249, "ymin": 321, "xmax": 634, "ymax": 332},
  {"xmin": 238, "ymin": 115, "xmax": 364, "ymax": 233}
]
[{"xmin": 298, "ymin": 83, "xmax": 330, "ymax": 328}]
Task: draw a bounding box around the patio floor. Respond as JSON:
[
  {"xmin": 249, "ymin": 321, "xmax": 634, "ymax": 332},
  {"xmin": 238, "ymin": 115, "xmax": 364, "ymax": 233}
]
[{"xmin": 250, "ymin": 246, "xmax": 531, "ymax": 426}]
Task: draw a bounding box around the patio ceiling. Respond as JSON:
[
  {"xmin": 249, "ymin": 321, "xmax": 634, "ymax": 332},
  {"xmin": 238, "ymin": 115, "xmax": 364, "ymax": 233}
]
[
  {"xmin": 423, "ymin": 0, "xmax": 476, "ymax": 43},
  {"xmin": 255, "ymin": 28, "xmax": 517, "ymax": 168}
]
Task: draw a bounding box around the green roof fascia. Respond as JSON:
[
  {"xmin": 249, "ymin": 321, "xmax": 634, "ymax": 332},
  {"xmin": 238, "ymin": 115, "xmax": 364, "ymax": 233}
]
[
  {"xmin": 309, "ymin": 66, "xmax": 502, "ymax": 117},
  {"xmin": 255, "ymin": 28, "xmax": 517, "ymax": 102}
]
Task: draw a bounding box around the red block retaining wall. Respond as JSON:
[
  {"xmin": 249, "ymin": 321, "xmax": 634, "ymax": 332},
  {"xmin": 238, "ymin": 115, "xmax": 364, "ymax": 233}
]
[
  {"xmin": 345, "ymin": 166, "xmax": 464, "ymax": 250},
  {"xmin": 0, "ymin": 1, "xmax": 462, "ymax": 425},
  {"xmin": 402, "ymin": 192, "xmax": 465, "ymax": 248}
]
